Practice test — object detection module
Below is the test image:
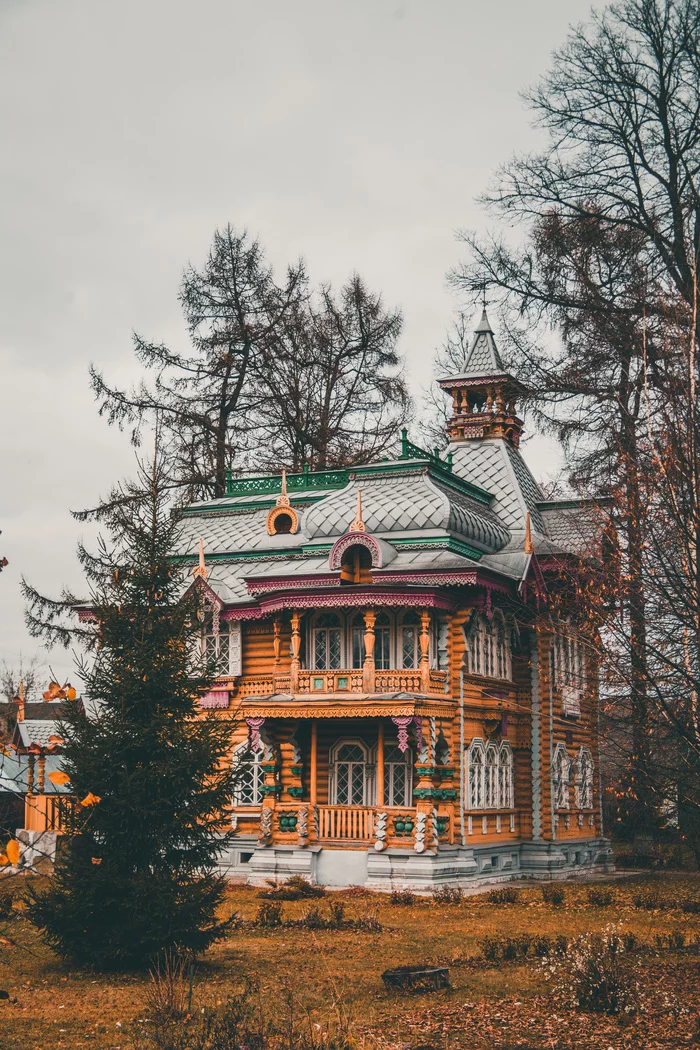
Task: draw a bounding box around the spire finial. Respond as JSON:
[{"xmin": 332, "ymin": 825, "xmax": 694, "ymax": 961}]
[
  {"xmin": 276, "ymin": 469, "xmax": 291, "ymax": 507},
  {"xmin": 524, "ymin": 511, "xmax": 535, "ymax": 554},
  {"xmin": 18, "ymin": 680, "xmax": 25, "ymax": 703},
  {"xmin": 193, "ymin": 536, "xmax": 208, "ymax": 579},
  {"xmin": 350, "ymin": 489, "xmax": 366, "ymax": 532}
]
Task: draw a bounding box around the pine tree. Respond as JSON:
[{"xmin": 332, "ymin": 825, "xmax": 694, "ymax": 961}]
[{"xmin": 23, "ymin": 453, "xmax": 236, "ymax": 969}]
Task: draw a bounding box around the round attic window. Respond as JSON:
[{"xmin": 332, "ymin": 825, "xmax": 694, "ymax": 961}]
[{"xmin": 266, "ymin": 505, "xmax": 299, "ymax": 536}]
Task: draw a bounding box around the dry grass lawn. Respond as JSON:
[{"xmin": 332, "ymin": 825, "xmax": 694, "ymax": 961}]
[{"xmin": 1, "ymin": 872, "xmax": 699, "ymax": 1050}]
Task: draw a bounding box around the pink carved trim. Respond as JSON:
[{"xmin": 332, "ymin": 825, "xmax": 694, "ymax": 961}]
[
  {"xmin": 329, "ymin": 532, "xmax": 382, "ymax": 570},
  {"xmin": 392, "ymin": 715, "xmax": 413, "ymax": 753},
  {"xmin": 246, "ymin": 716, "xmax": 265, "ymax": 751},
  {"xmin": 246, "ymin": 575, "xmax": 341, "ymax": 594},
  {"xmin": 414, "ymin": 716, "xmax": 424, "ymax": 754},
  {"xmin": 222, "ymin": 589, "xmax": 457, "ymax": 622},
  {"xmin": 200, "ymin": 690, "xmax": 230, "ymax": 709},
  {"xmin": 375, "ymin": 571, "xmax": 478, "ymax": 586}
]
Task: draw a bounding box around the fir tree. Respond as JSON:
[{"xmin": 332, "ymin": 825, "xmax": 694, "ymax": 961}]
[{"xmin": 23, "ymin": 452, "xmax": 236, "ymax": 969}]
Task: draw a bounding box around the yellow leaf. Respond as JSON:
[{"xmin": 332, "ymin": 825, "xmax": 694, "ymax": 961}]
[
  {"xmin": 66, "ymin": 686, "xmax": 77, "ymax": 701},
  {"xmin": 80, "ymin": 793, "xmax": 101, "ymax": 807},
  {"xmin": 91, "ymin": 857, "xmax": 102, "ymax": 865},
  {"xmin": 0, "ymin": 855, "xmax": 8, "ymax": 866},
  {"xmin": 6, "ymin": 840, "xmax": 20, "ymax": 866},
  {"xmin": 48, "ymin": 771, "xmax": 71, "ymax": 787}
]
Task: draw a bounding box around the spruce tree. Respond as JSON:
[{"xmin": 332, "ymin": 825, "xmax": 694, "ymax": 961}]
[{"xmin": 24, "ymin": 454, "xmax": 236, "ymax": 969}]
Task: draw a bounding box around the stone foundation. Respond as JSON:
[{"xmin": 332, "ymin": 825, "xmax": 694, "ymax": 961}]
[{"xmin": 219, "ymin": 837, "xmax": 614, "ymax": 889}]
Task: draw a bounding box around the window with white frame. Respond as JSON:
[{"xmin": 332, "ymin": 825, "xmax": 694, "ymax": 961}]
[
  {"xmin": 554, "ymin": 618, "xmax": 584, "ymax": 716},
  {"xmin": 466, "ymin": 739, "xmax": 514, "ymax": 810},
  {"xmin": 374, "ymin": 612, "xmax": 392, "ymax": 670},
  {"xmin": 312, "ymin": 613, "xmax": 342, "ymax": 670},
  {"xmin": 383, "ymin": 743, "xmax": 413, "ymax": 806},
  {"xmin": 203, "ymin": 619, "xmax": 238, "ymax": 676},
  {"xmin": 351, "ymin": 613, "xmax": 365, "ymax": 669},
  {"xmin": 574, "ymin": 746, "xmax": 594, "ymax": 809},
  {"xmin": 330, "ymin": 740, "xmax": 372, "ymax": 805},
  {"xmin": 467, "ymin": 611, "xmax": 511, "ymax": 681},
  {"xmin": 552, "ymin": 743, "xmax": 572, "ymax": 809},
  {"xmin": 232, "ymin": 743, "xmax": 264, "ymax": 806}
]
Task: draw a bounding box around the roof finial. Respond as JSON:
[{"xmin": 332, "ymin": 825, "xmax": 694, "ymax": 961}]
[
  {"xmin": 193, "ymin": 536, "xmax": 208, "ymax": 580},
  {"xmin": 350, "ymin": 489, "xmax": 366, "ymax": 532},
  {"xmin": 276, "ymin": 469, "xmax": 291, "ymax": 508},
  {"xmin": 524, "ymin": 511, "xmax": 535, "ymax": 554}
]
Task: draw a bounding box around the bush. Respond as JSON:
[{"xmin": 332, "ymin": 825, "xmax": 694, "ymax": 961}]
[
  {"xmin": 541, "ymin": 884, "xmax": 565, "ymax": 906},
  {"xmin": 258, "ymin": 875, "xmax": 325, "ymax": 902},
  {"xmin": 432, "ymin": 886, "xmax": 463, "ymax": 905},
  {"xmin": 633, "ymin": 889, "xmax": 664, "ymax": 910},
  {"xmin": 327, "ymin": 899, "xmax": 345, "ymax": 929},
  {"xmin": 390, "ymin": 889, "xmax": 417, "ymax": 906},
  {"xmin": 0, "ymin": 894, "xmax": 12, "ymax": 920},
  {"xmin": 486, "ymin": 887, "xmax": 520, "ymax": 905},
  {"xmin": 354, "ymin": 907, "xmax": 382, "ymax": 932},
  {"xmin": 679, "ymin": 896, "xmax": 700, "ymax": 914},
  {"xmin": 587, "ymin": 887, "xmax": 615, "ymax": 906},
  {"xmin": 478, "ymin": 933, "xmax": 567, "ymax": 963},
  {"xmin": 256, "ymin": 901, "xmax": 283, "ymax": 929},
  {"xmin": 543, "ymin": 925, "xmax": 637, "ymax": 1015},
  {"xmin": 299, "ymin": 906, "xmax": 325, "ymax": 930}
]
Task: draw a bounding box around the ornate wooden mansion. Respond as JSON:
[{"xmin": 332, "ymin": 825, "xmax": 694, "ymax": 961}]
[{"xmin": 180, "ymin": 311, "xmax": 613, "ymax": 889}]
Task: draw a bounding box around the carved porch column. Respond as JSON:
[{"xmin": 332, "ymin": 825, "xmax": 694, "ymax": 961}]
[
  {"xmin": 37, "ymin": 753, "xmax": 46, "ymax": 794},
  {"xmin": 363, "ymin": 609, "xmax": 376, "ymax": 692},
  {"xmin": 290, "ymin": 610, "xmax": 301, "ymax": 692},
  {"xmin": 273, "ymin": 617, "xmax": 282, "ymax": 673},
  {"xmin": 419, "ymin": 609, "xmax": 431, "ymax": 692},
  {"xmin": 376, "ymin": 720, "xmax": 385, "ymax": 807}
]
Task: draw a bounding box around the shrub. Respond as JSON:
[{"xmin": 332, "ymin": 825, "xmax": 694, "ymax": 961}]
[
  {"xmin": 432, "ymin": 886, "xmax": 463, "ymax": 905},
  {"xmin": 256, "ymin": 901, "xmax": 283, "ymax": 929},
  {"xmin": 354, "ymin": 907, "xmax": 382, "ymax": 932},
  {"xmin": 541, "ymin": 884, "xmax": 565, "ymax": 906},
  {"xmin": 543, "ymin": 925, "xmax": 637, "ymax": 1015},
  {"xmin": 486, "ymin": 887, "xmax": 520, "ymax": 905},
  {"xmin": 390, "ymin": 889, "xmax": 417, "ymax": 906},
  {"xmin": 327, "ymin": 899, "xmax": 345, "ymax": 929},
  {"xmin": 633, "ymin": 889, "xmax": 664, "ymax": 910},
  {"xmin": 299, "ymin": 906, "xmax": 326, "ymax": 930},
  {"xmin": 259, "ymin": 875, "xmax": 325, "ymax": 901},
  {"xmin": 0, "ymin": 894, "xmax": 12, "ymax": 920},
  {"xmin": 679, "ymin": 896, "xmax": 700, "ymax": 914},
  {"xmin": 587, "ymin": 887, "xmax": 615, "ymax": 906}
]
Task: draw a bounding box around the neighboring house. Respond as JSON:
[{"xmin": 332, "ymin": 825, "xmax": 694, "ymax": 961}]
[{"xmin": 171, "ymin": 310, "xmax": 613, "ymax": 889}]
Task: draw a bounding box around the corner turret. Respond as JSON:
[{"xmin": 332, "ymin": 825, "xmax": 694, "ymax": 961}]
[{"xmin": 437, "ymin": 309, "xmax": 526, "ymax": 448}]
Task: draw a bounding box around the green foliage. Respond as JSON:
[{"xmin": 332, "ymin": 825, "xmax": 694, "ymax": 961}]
[{"xmin": 25, "ymin": 456, "xmax": 236, "ymax": 969}]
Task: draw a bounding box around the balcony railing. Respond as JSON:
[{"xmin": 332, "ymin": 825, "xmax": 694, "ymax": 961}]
[
  {"xmin": 259, "ymin": 802, "xmax": 454, "ymax": 846},
  {"xmin": 233, "ymin": 667, "xmax": 448, "ymax": 698}
]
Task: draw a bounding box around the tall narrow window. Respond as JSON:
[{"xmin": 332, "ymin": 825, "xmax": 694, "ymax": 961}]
[
  {"xmin": 350, "ymin": 614, "xmax": 365, "ymax": 669},
  {"xmin": 575, "ymin": 747, "xmax": 594, "ymax": 809},
  {"xmin": 374, "ymin": 612, "xmax": 392, "ymax": 669},
  {"xmin": 401, "ymin": 611, "xmax": 420, "ymax": 669},
  {"xmin": 498, "ymin": 742, "xmax": 514, "ymax": 809},
  {"xmin": 467, "ymin": 740, "xmax": 484, "ymax": 809},
  {"xmin": 233, "ymin": 743, "xmax": 264, "ymax": 806},
  {"xmin": 331, "ymin": 741, "xmax": 369, "ymax": 805},
  {"xmin": 203, "ymin": 620, "xmax": 231, "ymax": 676},
  {"xmin": 313, "ymin": 613, "xmax": 342, "ymax": 670},
  {"xmin": 552, "ymin": 743, "xmax": 572, "ymax": 809},
  {"xmin": 384, "ymin": 744, "xmax": 412, "ymax": 806},
  {"xmin": 554, "ymin": 618, "xmax": 584, "ymax": 716},
  {"xmin": 484, "ymin": 744, "xmax": 498, "ymax": 808}
]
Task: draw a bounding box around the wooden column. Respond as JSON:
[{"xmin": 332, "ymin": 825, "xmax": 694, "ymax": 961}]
[
  {"xmin": 273, "ymin": 617, "xmax": 282, "ymax": 673},
  {"xmin": 376, "ymin": 720, "xmax": 385, "ymax": 807},
  {"xmin": 310, "ymin": 719, "xmax": 318, "ymax": 806},
  {"xmin": 290, "ymin": 610, "xmax": 301, "ymax": 691},
  {"xmin": 419, "ymin": 608, "xmax": 431, "ymax": 692},
  {"xmin": 27, "ymin": 753, "xmax": 35, "ymax": 797},
  {"xmin": 37, "ymin": 754, "xmax": 46, "ymax": 794},
  {"xmin": 363, "ymin": 609, "xmax": 376, "ymax": 692}
]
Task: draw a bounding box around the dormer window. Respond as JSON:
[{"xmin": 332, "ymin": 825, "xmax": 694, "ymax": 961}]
[{"xmin": 340, "ymin": 544, "xmax": 373, "ymax": 584}]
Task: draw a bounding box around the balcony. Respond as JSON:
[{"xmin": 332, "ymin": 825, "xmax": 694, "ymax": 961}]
[
  {"xmin": 238, "ymin": 802, "xmax": 455, "ymax": 846},
  {"xmin": 233, "ymin": 667, "xmax": 448, "ymax": 699}
]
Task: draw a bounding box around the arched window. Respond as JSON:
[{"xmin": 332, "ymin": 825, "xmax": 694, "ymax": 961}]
[
  {"xmin": 374, "ymin": 612, "xmax": 392, "ymax": 670},
  {"xmin": 312, "ymin": 613, "xmax": 342, "ymax": 670},
  {"xmin": 232, "ymin": 742, "xmax": 263, "ymax": 806},
  {"xmin": 467, "ymin": 612, "xmax": 511, "ymax": 681},
  {"xmin": 498, "ymin": 742, "xmax": 514, "ymax": 809},
  {"xmin": 484, "ymin": 744, "xmax": 499, "ymax": 808},
  {"xmin": 340, "ymin": 544, "xmax": 373, "ymax": 584},
  {"xmin": 554, "ymin": 617, "xmax": 584, "ymax": 716},
  {"xmin": 575, "ymin": 747, "xmax": 594, "ymax": 810},
  {"xmin": 383, "ymin": 743, "xmax": 412, "ymax": 806},
  {"xmin": 350, "ymin": 614, "xmax": 365, "ymax": 669},
  {"xmin": 330, "ymin": 740, "xmax": 371, "ymax": 805},
  {"xmin": 552, "ymin": 743, "xmax": 572, "ymax": 810},
  {"xmin": 400, "ymin": 611, "xmax": 421, "ymax": 669},
  {"xmin": 467, "ymin": 739, "xmax": 485, "ymax": 809}
]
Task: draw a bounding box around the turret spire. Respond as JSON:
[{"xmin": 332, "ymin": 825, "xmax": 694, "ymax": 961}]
[{"xmin": 193, "ymin": 536, "xmax": 208, "ymax": 580}]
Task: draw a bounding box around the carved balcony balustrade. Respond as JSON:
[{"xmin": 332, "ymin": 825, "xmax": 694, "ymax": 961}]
[
  {"xmin": 244, "ymin": 801, "xmax": 454, "ymax": 847},
  {"xmin": 229, "ymin": 667, "xmax": 448, "ymax": 699}
]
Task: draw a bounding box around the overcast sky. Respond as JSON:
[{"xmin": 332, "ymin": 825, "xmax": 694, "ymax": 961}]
[{"xmin": 0, "ymin": 0, "xmax": 594, "ymax": 685}]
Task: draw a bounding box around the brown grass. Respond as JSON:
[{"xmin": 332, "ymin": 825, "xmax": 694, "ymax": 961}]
[{"xmin": 0, "ymin": 873, "xmax": 699, "ymax": 1050}]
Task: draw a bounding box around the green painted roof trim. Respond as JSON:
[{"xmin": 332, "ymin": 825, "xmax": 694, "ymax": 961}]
[{"xmin": 172, "ymin": 535, "xmax": 482, "ymax": 567}]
